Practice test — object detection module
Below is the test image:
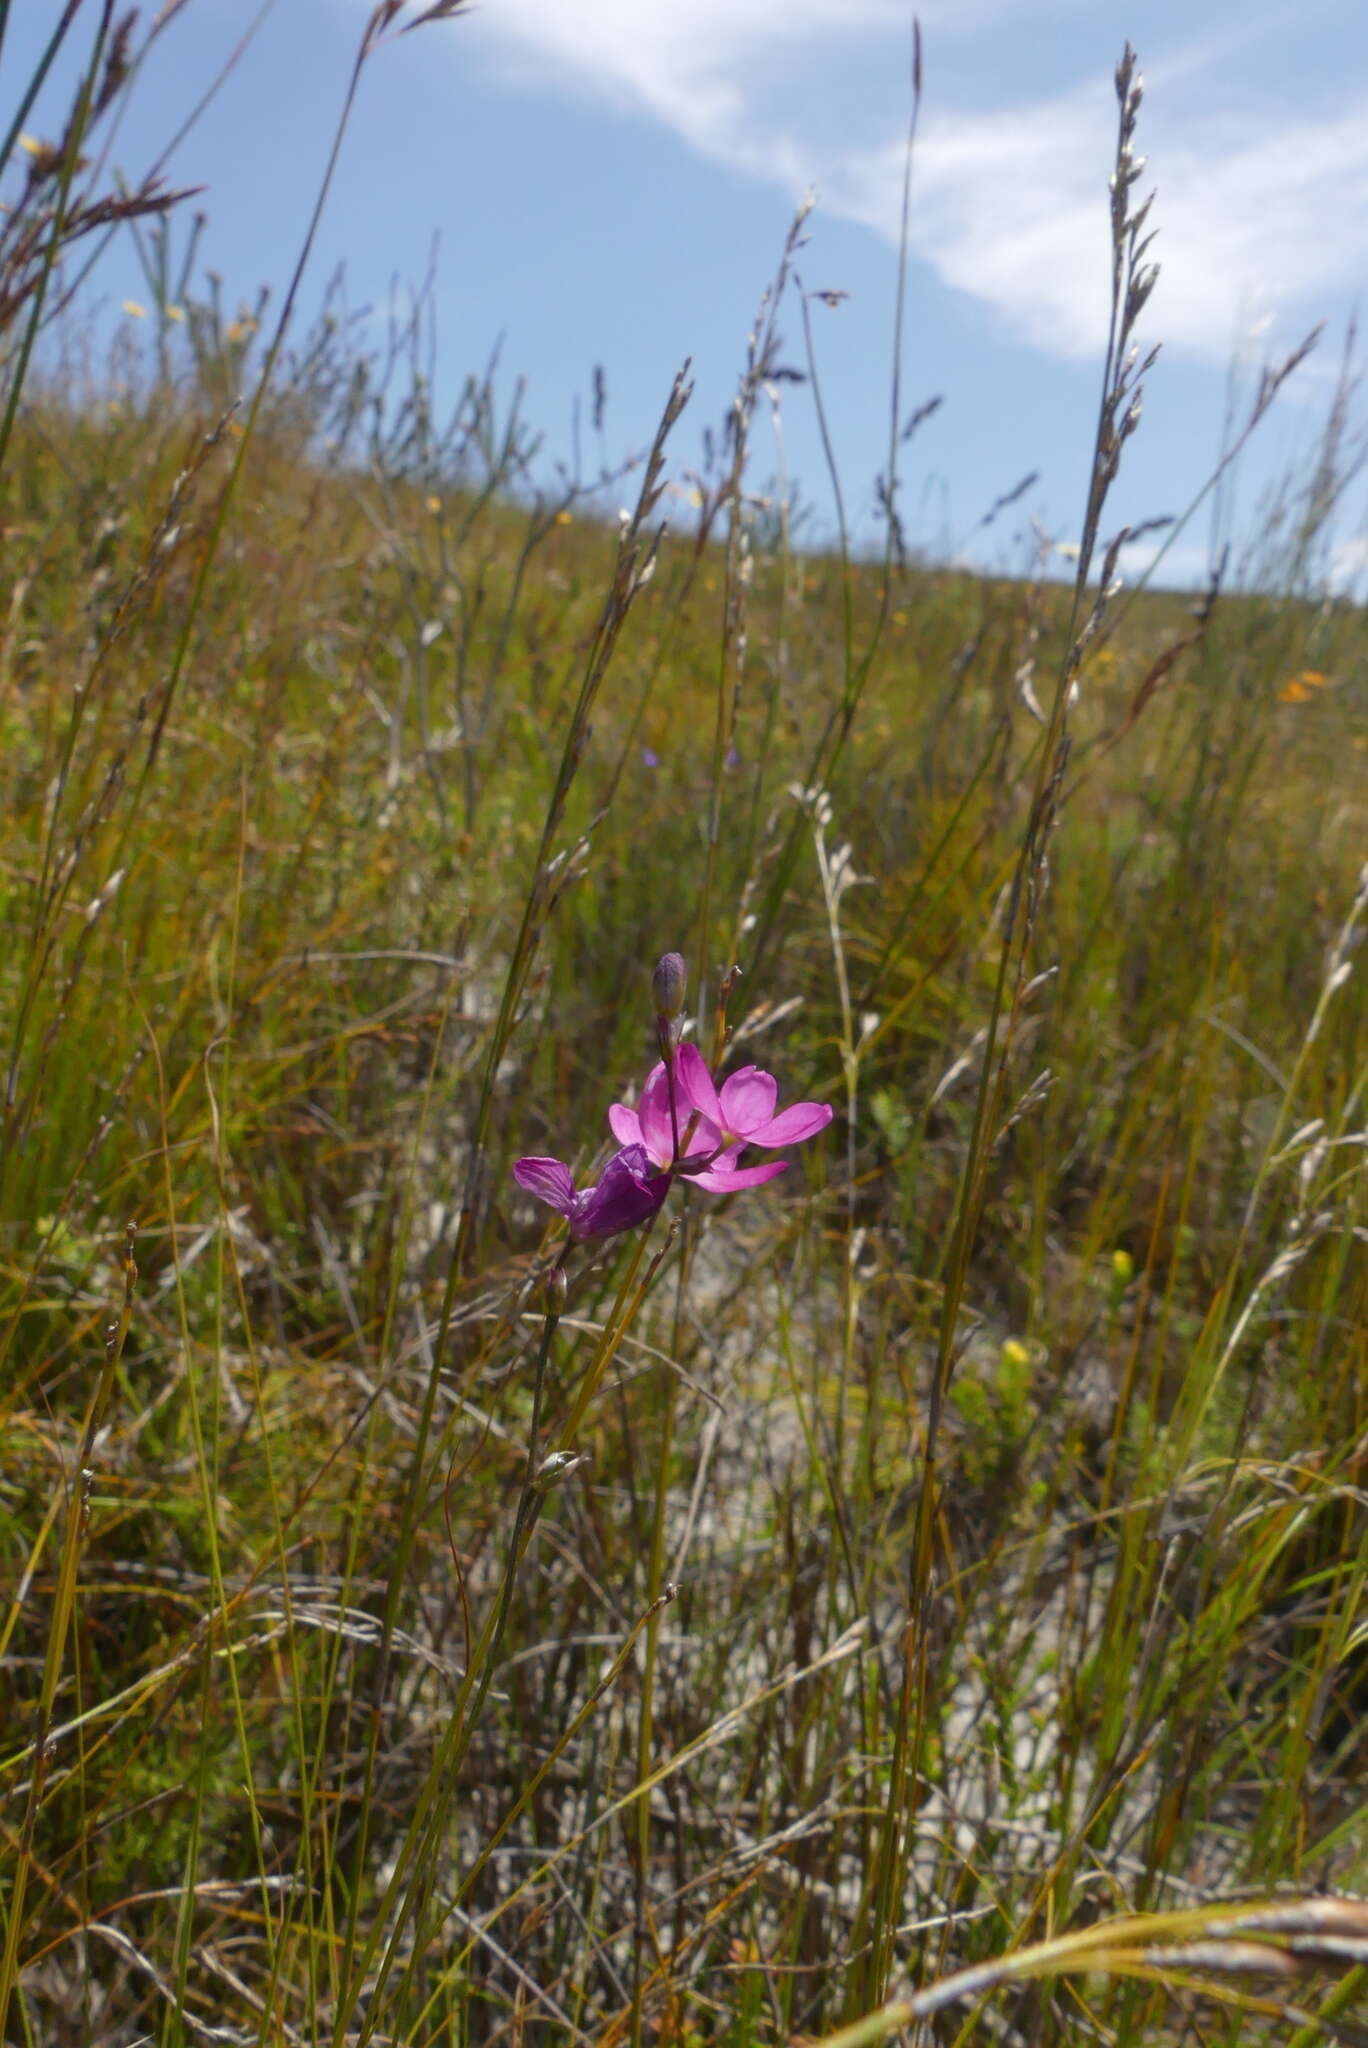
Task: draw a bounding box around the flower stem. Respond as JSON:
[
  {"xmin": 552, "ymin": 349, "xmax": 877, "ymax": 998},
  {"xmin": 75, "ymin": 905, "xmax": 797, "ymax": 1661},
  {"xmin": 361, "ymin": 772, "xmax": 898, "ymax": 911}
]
[{"xmin": 657, "ymin": 1014, "xmax": 683, "ymax": 1165}]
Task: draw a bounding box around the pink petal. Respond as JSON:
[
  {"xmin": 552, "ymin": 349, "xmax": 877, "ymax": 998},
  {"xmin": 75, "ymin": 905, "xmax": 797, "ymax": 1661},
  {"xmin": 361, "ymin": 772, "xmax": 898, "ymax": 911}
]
[
  {"xmin": 672, "ymin": 1082, "xmax": 717, "ymax": 1159},
  {"xmin": 608, "ymin": 1103, "xmax": 643, "ymax": 1149},
  {"xmin": 717, "ymin": 1065, "xmax": 777, "ymax": 1136},
  {"xmin": 691, "ymin": 1158, "xmax": 788, "ymax": 1193},
  {"xmin": 747, "ymin": 1100, "xmax": 834, "ymax": 1147},
  {"xmin": 512, "ymin": 1156, "xmax": 577, "ymax": 1215},
  {"xmin": 675, "ymin": 1043, "xmax": 723, "ymax": 1130},
  {"xmin": 637, "ymin": 1061, "xmax": 678, "ymax": 1166}
]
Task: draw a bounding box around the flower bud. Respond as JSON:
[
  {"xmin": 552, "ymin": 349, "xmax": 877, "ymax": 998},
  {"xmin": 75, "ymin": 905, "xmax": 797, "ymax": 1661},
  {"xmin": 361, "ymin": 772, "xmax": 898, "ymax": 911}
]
[
  {"xmin": 652, "ymin": 951, "xmax": 687, "ymax": 1021},
  {"xmin": 536, "ymin": 1448, "xmax": 589, "ymax": 1489},
  {"xmin": 545, "ymin": 1264, "xmax": 568, "ymax": 1313},
  {"xmin": 1111, "ymin": 1247, "xmax": 1134, "ymax": 1285}
]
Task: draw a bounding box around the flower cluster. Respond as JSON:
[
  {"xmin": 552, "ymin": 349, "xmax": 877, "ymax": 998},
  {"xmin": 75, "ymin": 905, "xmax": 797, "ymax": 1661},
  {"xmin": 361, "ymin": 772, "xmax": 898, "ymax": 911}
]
[{"xmin": 513, "ymin": 958, "xmax": 832, "ymax": 1244}]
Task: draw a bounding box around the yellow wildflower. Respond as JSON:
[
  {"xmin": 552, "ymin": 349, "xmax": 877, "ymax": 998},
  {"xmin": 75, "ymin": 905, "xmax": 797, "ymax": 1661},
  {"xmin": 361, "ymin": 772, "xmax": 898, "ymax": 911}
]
[{"xmin": 1280, "ymin": 669, "xmax": 1330, "ymax": 703}]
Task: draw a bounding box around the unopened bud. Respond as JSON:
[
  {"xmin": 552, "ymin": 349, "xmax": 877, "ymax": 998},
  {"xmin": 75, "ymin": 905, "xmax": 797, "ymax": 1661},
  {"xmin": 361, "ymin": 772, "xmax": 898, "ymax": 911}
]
[
  {"xmin": 652, "ymin": 951, "xmax": 687, "ymax": 1021},
  {"xmin": 537, "ymin": 1449, "xmax": 589, "ymax": 1490},
  {"xmin": 545, "ymin": 1264, "xmax": 568, "ymax": 1313}
]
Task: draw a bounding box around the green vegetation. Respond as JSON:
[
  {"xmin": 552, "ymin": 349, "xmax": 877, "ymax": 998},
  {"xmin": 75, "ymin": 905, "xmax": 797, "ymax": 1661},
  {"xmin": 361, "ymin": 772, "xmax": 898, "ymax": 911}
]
[{"xmin": 5, "ymin": 10, "xmax": 1368, "ymax": 2045}]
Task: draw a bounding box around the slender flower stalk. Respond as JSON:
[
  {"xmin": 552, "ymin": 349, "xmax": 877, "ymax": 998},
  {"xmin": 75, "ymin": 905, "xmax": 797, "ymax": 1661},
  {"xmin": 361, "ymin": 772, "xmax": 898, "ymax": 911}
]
[{"xmin": 653, "ymin": 950, "xmax": 687, "ymax": 1162}]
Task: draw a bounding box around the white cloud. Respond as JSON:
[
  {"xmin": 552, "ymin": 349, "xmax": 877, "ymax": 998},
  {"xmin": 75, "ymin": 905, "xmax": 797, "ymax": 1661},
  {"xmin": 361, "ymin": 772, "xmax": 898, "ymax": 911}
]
[
  {"xmin": 465, "ymin": 0, "xmax": 905, "ymax": 156},
  {"xmin": 1328, "ymin": 534, "xmax": 1368, "ymax": 591},
  {"xmin": 827, "ymin": 88, "xmax": 1118, "ymax": 358},
  {"xmin": 1119, "ymin": 535, "xmax": 1219, "ymax": 592},
  {"xmin": 458, "ymin": 1, "xmax": 1368, "ymax": 372},
  {"xmin": 830, "ymin": 86, "xmax": 1368, "ymax": 364}
]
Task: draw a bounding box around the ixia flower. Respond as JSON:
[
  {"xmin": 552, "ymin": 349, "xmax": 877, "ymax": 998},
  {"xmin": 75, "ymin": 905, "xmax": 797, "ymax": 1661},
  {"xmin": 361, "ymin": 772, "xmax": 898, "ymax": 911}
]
[
  {"xmin": 512, "ymin": 950, "xmax": 832, "ymax": 1245},
  {"xmin": 513, "ymin": 1143, "xmax": 670, "ymax": 1242},
  {"xmin": 608, "ymin": 1050, "xmax": 785, "ymax": 1195},
  {"xmin": 676, "ymin": 1043, "xmax": 833, "ymax": 1155}
]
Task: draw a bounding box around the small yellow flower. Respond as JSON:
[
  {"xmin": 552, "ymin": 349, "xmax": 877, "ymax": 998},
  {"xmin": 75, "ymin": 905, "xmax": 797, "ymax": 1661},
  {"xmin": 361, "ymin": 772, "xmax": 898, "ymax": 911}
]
[
  {"xmin": 426, "ymin": 494, "xmax": 442, "ymax": 514},
  {"xmin": 122, "ymin": 299, "xmax": 146, "ymax": 319},
  {"xmin": 554, "ymin": 509, "xmax": 572, "ymax": 526},
  {"xmin": 165, "ymin": 303, "xmax": 185, "ymax": 323},
  {"xmin": 1280, "ymin": 669, "xmax": 1330, "ymax": 704},
  {"xmin": 1000, "ymin": 1338, "xmax": 1029, "ymax": 1371},
  {"xmin": 1111, "ymin": 1247, "xmax": 1134, "ymax": 1284},
  {"xmin": 17, "ymin": 133, "xmax": 40, "ymax": 156}
]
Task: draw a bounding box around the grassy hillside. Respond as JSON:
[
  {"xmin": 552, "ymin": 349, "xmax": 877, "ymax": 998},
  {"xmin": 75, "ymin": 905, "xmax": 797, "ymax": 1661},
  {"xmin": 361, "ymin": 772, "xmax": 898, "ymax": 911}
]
[{"xmin": 5, "ymin": 13, "xmax": 1368, "ymax": 2047}]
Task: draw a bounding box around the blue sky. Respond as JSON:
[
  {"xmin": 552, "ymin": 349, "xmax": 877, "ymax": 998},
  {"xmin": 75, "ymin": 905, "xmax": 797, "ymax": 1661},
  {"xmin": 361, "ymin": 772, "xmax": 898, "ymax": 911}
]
[{"xmin": 11, "ymin": 0, "xmax": 1368, "ymax": 586}]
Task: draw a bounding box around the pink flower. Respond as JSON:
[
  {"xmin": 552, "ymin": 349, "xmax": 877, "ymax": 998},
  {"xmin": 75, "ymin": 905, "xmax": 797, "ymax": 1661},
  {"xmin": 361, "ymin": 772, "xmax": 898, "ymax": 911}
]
[
  {"xmin": 609, "ymin": 1045, "xmax": 825, "ymax": 1196},
  {"xmin": 675, "ymin": 1042, "xmax": 833, "ymax": 1156},
  {"xmin": 513, "ymin": 1143, "xmax": 670, "ymax": 1241},
  {"xmin": 513, "ymin": 1037, "xmax": 832, "ymax": 1245}
]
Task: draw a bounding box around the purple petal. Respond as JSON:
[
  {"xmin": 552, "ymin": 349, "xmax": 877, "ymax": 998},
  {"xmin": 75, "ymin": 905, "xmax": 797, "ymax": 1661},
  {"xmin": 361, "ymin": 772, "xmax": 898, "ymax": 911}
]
[
  {"xmin": 607, "ymin": 1103, "xmax": 643, "ymax": 1149},
  {"xmin": 571, "ymin": 1144, "xmax": 671, "ymax": 1241},
  {"xmin": 746, "ymin": 1100, "xmax": 834, "ymax": 1147},
  {"xmin": 675, "ymin": 1043, "xmax": 724, "ymax": 1131},
  {"xmin": 513, "ymin": 1156, "xmax": 577, "ymax": 1217},
  {"xmin": 717, "ymin": 1065, "xmax": 778, "ymax": 1136},
  {"xmin": 691, "ymin": 1158, "xmax": 788, "ymax": 1193}
]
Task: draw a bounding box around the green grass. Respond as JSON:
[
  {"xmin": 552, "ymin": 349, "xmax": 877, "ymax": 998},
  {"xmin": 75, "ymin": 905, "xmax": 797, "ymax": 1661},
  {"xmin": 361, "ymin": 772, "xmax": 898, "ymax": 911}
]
[{"xmin": 5, "ymin": 11, "xmax": 1368, "ymax": 2046}]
